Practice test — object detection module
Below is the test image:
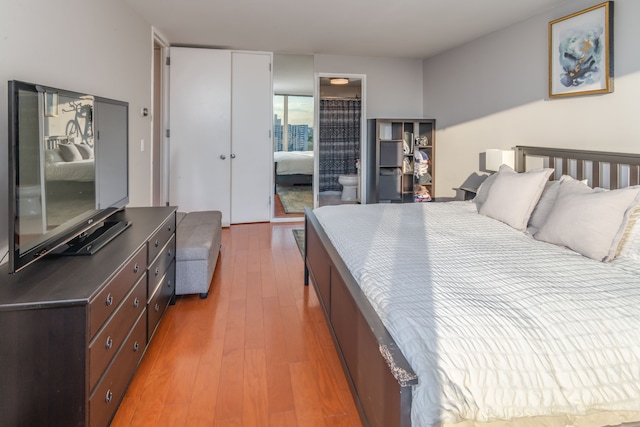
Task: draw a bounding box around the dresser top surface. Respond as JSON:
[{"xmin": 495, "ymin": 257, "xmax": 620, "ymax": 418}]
[{"xmin": 0, "ymin": 206, "xmax": 176, "ymax": 309}]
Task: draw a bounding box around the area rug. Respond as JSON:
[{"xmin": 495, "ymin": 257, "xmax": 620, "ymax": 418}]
[
  {"xmin": 292, "ymin": 229, "xmax": 305, "ymax": 257},
  {"xmin": 276, "ymin": 185, "xmax": 312, "ymax": 214}
]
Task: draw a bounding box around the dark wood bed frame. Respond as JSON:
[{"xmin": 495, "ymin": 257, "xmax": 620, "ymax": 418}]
[
  {"xmin": 304, "ymin": 146, "xmax": 640, "ymax": 427},
  {"xmin": 274, "ymin": 161, "xmax": 313, "ymax": 185},
  {"xmin": 275, "ymin": 172, "xmax": 312, "ymax": 185}
]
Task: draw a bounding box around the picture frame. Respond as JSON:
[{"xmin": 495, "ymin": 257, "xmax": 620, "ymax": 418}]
[
  {"xmin": 44, "ymin": 91, "xmax": 59, "ymax": 117},
  {"xmin": 548, "ymin": 1, "xmax": 613, "ymax": 98}
]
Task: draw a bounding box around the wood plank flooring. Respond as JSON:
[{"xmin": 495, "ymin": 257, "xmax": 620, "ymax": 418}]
[{"xmin": 110, "ymin": 222, "xmax": 361, "ymax": 427}]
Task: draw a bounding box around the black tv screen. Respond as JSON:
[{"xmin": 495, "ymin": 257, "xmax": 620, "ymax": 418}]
[{"xmin": 8, "ymin": 80, "xmax": 129, "ymax": 273}]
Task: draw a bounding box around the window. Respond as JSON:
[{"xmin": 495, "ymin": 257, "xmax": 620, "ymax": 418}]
[{"xmin": 274, "ymin": 95, "xmax": 313, "ymax": 152}]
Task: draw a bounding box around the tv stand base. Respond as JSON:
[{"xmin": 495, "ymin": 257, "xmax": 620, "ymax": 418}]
[{"xmin": 52, "ymin": 220, "xmax": 131, "ymax": 256}]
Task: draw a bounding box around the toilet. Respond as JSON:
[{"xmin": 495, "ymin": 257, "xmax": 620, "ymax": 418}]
[
  {"xmin": 18, "ymin": 185, "xmax": 42, "ymax": 216},
  {"xmin": 338, "ymin": 174, "xmax": 359, "ymax": 202}
]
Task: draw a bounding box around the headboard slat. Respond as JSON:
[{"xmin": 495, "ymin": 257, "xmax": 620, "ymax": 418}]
[
  {"xmin": 576, "ymin": 160, "xmax": 585, "ymax": 181},
  {"xmin": 610, "ymin": 163, "xmax": 619, "ymax": 190},
  {"xmin": 592, "ymin": 162, "xmax": 601, "ymax": 188},
  {"xmin": 631, "ymin": 165, "xmax": 639, "ymax": 186},
  {"xmin": 548, "ymin": 157, "xmax": 556, "ymax": 179}
]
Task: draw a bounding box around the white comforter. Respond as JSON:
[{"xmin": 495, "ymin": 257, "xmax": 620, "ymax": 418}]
[
  {"xmin": 274, "ymin": 150, "xmax": 313, "ymax": 175},
  {"xmin": 45, "ymin": 159, "xmax": 95, "ymax": 182},
  {"xmin": 314, "ymin": 202, "xmax": 640, "ymax": 426}
]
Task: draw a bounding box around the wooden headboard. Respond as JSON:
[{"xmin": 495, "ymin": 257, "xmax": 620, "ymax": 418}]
[
  {"xmin": 45, "ymin": 135, "xmax": 74, "ymax": 150},
  {"xmin": 515, "ymin": 146, "xmax": 640, "ymax": 190}
]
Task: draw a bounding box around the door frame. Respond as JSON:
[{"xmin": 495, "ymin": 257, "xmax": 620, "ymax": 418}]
[
  {"xmin": 152, "ymin": 28, "xmax": 170, "ymax": 206},
  {"xmin": 313, "ymin": 73, "xmax": 367, "ymax": 207}
]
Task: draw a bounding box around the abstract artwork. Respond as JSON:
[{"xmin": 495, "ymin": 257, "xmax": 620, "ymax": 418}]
[{"xmin": 549, "ymin": 1, "xmax": 613, "ymax": 98}]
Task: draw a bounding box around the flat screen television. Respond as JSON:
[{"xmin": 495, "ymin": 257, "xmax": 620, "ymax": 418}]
[{"xmin": 8, "ymin": 80, "xmax": 130, "ymax": 273}]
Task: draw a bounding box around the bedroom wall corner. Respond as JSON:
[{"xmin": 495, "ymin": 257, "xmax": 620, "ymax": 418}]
[{"xmin": 423, "ymin": 0, "xmax": 640, "ymax": 200}]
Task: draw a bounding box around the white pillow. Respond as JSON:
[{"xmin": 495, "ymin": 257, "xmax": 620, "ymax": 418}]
[
  {"xmin": 535, "ymin": 180, "xmax": 640, "ymax": 261},
  {"xmin": 528, "ymin": 175, "xmax": 589, "ymax": 233},
  {"xmin": 473, "ymin": 173, "xmax": 497, "ymax": 210},
  {"xmin": 45, "ymin": 149, "xmax": 64, "ymax": 164},
  {"xmin": 616, "ymin": 206, "xmax": 640, "ymax": 260},
  {"xmin": 479, "ymin": 165, "xmax": 554, "ymax": 231},
  {"xmin": 74, "ymin": 143, "xmax": 94, "ymax": 160},
  {"xmin": 58, "ymin": 143, "xmax": 83, "ymax": 162}
]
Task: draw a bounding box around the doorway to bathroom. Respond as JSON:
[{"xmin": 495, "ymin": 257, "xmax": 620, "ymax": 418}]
[{"xmin": 315, "ymin": 74, "xmax": 367, "ymax": 207}]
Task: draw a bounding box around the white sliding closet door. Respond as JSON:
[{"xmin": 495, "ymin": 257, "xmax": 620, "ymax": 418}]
[
  {"xmin": 230, "ymin": 52, "xmax": 272, "ymax": 223},
  {"xmin": 169, "ymin": 47, "xmax": 232, "ymax": 224}
]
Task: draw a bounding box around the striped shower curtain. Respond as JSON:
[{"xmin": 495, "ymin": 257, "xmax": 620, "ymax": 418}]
[{"xmin": 318, "ymin": 98, "xmax": 361, "ymax": 192}]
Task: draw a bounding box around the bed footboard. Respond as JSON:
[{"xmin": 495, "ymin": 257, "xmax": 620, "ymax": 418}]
[{"xmin": 304, "ymin": 208, "xmax": 417, "ymax": 427}]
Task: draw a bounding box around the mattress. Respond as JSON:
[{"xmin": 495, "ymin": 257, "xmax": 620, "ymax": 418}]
[
  {"xmin": 45, "ymin": 159, "xmax": 95, "ymax": 182},
  {"xmin": 274, "ymin": 150, "xmax": 313, "ymax": 175},
  {"xmin": 313, "ymin": 201, "xmax": 640, "ymax": 427}
]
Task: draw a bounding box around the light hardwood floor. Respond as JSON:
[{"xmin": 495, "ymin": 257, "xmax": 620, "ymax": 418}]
[{"xmin": 111, "ymin": 222, "xmax": 361, "ymax": 427}]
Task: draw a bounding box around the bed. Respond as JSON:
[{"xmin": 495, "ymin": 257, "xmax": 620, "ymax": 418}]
[
  {"xmin": 274, "ymin": 150, "xmax": 313, "ymax": 185},
  {"xmin": 44, "ymin": 136, "xmax": 95, "ymax": 183},
  {"xmin": 304, "ymin": 146, "xmax": 640, "ymax": 427}
]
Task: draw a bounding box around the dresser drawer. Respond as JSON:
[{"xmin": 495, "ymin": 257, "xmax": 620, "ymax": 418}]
[
  {"xmin": 148, "ymin": 234, "xmax": 175, "ymax": 298},
  {"xmin": 148, "ymin": 261, "xmax": 175, "ymax": 342},
  {"xmin": 148, "ymin": 213, "xmax": 176, "ymax": 264},
  {"xmin": 89, "ymin": 273, "xmax": 146, "ymax": 392},
  {"xmin": 89, "ymin": 247, "xmax": 146, "ymax": 339},
  {"xmin": 89, "ymin": 311, "xmax": 146, "ymax": 427}
]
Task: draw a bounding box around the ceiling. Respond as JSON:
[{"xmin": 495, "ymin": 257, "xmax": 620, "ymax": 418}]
[{"xmin": 124, "ymin": 0, "xmax": 572, "ymax": 59}]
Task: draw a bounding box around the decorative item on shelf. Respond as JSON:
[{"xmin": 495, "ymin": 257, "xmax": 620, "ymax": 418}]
[
  {"xmin": 485, "ymin": 148, "xmax": 515, "ymax": 172},
  {"xmin": 416, "ymin": 135, "xmax": 429, "ymax": 146},
  {"xmin": 414, "ymin": 185, "xmax": 432, "ymax": 202}
]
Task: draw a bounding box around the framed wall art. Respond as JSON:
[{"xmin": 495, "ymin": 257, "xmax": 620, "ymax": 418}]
[
  {"xmin": 44, "ymin": 91, "xmax": 59, "ymax": 117},
  {"xmin": 548, "ymin": 1, "xmax": 613, "ymax": 98}
]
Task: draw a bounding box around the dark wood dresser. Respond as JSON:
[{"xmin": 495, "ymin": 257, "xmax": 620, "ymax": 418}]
[{"xmin": 0, "ymin": 206, "xmax": 177, "ymax": 427}]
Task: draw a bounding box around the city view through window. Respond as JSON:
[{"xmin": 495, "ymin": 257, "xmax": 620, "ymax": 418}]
[{"xmin": 274, "ymin": 95, "xmax": 313, "ymax": 152}]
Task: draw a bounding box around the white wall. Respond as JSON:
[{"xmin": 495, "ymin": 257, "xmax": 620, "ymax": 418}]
[
  {"xmin": 0, "ymin": 0, "xmax": 153, "ymax": 263},
  {"xmin": 423, "ymin": 0, "xmax": 640, "ymax": 199},
  {"xmin": 315, "ymin": 54, "xmax": 424, "ymax": 118}
]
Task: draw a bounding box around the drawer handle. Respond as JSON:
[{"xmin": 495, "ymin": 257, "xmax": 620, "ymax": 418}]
[
  {"xmin": 168, "ymin": 225, "xmax": 172, "ymax": 232},
  {"xmin": 133, "ymin": 297, "xmax": 140, "ymax": 308},
  {"xmin": 155, "ymin": 239, "xmax": 160, "ymax": 248},
  {"xmin": 106, "ymin": 293, "xmax": 113, "ymax": 306},
  {"xmin": 105, "ymin": 336, "xmax": 113, "ymax": 350},
  {"xmin": 167, "ymin": 250, "xmax": 172, "ymax": 257},
  {"xmin": 154, "ymin": 303, "xmax": 160, "ymax": 312},
  {"xmin": 167, "ymin": 280, "xmax": 172, "ymax": 289},
  {"xmin": 105, "ymin": 389, "xmax": 113, "ymax": 404},
  {"xmin": 133, "ymin": 264, "xmax": 140, "ymax": 273},
  {"xmin": 155, "ymin": 267, "xmax": 160, "ymax": 276},
  {"xmin": 133, "ymin": 341, "xmax": 140, "ymax": 352}
]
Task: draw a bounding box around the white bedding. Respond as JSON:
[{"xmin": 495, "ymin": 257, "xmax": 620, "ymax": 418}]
[
  {"xmin": 45, "ymin": 159, "xmax": 95, "ymax": 182},
  {"xmin": 313, "ymin": 201, "xmax": 640, "ymax": 426},
  {"xmin": 274, "ymin": 150, "xmax": 313, "ymax": 175}
]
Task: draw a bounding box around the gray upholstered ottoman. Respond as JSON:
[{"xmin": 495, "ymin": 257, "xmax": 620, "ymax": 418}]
[{"xmin": 175, "ymin": 211, "xmax": 222, "ymax": 298}]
